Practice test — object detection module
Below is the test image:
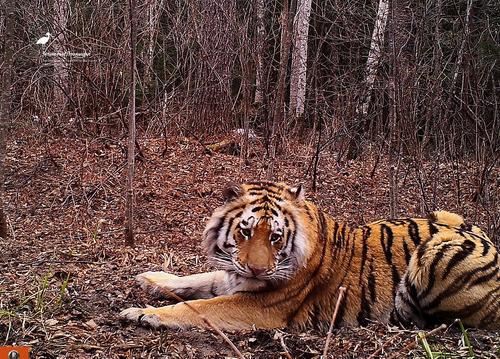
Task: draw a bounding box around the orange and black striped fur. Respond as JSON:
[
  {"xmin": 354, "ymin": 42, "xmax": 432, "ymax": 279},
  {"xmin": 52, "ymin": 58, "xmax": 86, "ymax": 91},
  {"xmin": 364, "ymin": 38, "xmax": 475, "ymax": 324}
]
[{"xmin": 121, "ymin": 182, "xmax": 500, "ymax": 330}]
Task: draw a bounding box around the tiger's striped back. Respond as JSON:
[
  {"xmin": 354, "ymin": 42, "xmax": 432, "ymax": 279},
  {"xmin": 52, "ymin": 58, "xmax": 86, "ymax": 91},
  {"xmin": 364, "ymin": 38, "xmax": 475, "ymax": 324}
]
[
  {"xmin": 202, "ymin": 182, "xmax": 499, "ymax": 329},
  {"xmin": 123, "ymin": 182, "xmax": 500, "ymax": 331}
]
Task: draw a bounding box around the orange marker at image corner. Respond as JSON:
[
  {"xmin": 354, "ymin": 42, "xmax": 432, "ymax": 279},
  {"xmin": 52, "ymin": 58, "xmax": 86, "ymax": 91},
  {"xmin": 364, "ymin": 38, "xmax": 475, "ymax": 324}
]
[{"xmin": 0, "ymin": 347, "xmax": 30, "ymax": 359}]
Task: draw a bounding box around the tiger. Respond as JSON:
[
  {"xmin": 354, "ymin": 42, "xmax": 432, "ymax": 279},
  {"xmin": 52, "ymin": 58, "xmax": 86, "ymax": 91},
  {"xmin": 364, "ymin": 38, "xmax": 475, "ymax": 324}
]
[{"xmin": 120, "ymin": 181, "xmax": 500, "ymax": 330}]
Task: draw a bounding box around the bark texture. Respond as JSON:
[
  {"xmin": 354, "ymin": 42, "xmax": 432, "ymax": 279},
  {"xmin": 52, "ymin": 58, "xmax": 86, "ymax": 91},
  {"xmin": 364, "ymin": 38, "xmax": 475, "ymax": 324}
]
[
  {"xmin": 53, "ymin": 0, "xmax": 69, "ymax": 111},
  {"xmin": 125, "ymin": 0, "xmax": 137, "ymax": 246},
  {"xmin": 289, "ymin": 0, "xmax": 312, "ymax": 119}
]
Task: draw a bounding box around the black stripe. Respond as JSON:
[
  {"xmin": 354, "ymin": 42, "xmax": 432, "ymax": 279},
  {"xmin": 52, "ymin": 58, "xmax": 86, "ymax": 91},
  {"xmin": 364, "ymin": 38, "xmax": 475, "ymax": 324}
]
[
  {"xmin": 481, "ymin": 237, "xmax": 491, "ymax": 256},
  {"xmin": 468, "ymin": 266, "xmax": 499, "ymax": 287},
  {"xmin": 357, "ymin": 285, "xmax": 371, "ymax": 326},
  {"xmin": 305, "ymin": 206, "xmax": 314, "ymax": 222},
  {"xmin": 418, "ymin": 250, "xmax": 445, "ymax": 300},
  {"xmin": 359, "ymin": 226, "xmax": 371, "ymax": 283},
  {"xmin": 284, "ymin": 212, "xmax": 330, "ymax": 322},
  {"xmin": 285, "ymin": 213, "xmax": 298, "ymax": 255},
  {"xmin": 428, "ymin": 220, "xmax": 439, "ymax": 235},
  {"xmin": 331, "ymin": 222, "xmax": 342, "ymax": 260},
  {"xmin": 327, "ymin": 241, "xmax": 357, "ymax": 326},
  {"xmin": 464, "ymin": 252, "xmax": 498, "ymax": 287},
  {"xmin": 423, "ymin": 253, "xmax": 499, "ymax": 310},
  {"xmin": 391, "ymin": 266, "xmax": 401, "ymax": 299},
  {"xmin": 224, "ymin": 215, "xmax": 237, "ymax": 240},
  {"xmin": 380, "ymin": 224, "xmax": 394, "ymax": 263},
  {"xmin": 405, "ymin": 275, "xmax": 420, "ymax": 309},
  {"xmin": 332, "ymin": 222, "xmax": 340, "ymax": 249},
  {"xmin": 416, "ymin": 240, "xmax": 429, "ymax": 268},
  {"xmin": 368, "ymin": 260, "xmax": 377, "ymax": 303},
  {"xmin": 246, "ymin": 185, "xmax": 281, "ymax": 195},
  {"xmin": 427, "ymin": 286, "xmax": 500, "ymax": 323},
  {"xmin": 442, "ymin": 239, "xmax": 476, "ymax": 279},
  {"xmin": 402, "ymin": 240, "xmax": 412, "ymax": 265},
  {"xmin": 407, "ymin": 219, "xmax": 422, "ymax": 246},
  {"xmin": 340, "ymin": 224, "xmax": 347, "ymax": 248}
]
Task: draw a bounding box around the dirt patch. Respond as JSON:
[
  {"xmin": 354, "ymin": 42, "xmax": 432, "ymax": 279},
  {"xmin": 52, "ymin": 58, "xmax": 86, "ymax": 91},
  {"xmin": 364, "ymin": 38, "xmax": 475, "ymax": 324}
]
[{"xmin": 1, "ymin": 131, "xmax": 499, "ymax": 358}]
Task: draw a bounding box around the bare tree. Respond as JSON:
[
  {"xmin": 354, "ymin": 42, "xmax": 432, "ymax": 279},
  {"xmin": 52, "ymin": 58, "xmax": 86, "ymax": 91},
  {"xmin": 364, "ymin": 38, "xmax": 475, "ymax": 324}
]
[
  {"xmin": 254, "ymin": 0, "xmax": 265, "ymax": 106},
  {"xmin": 289, "ymin": 0, "xmax": 312, "ymax": 120},
  {"xmin": 53, "ymin": 0, "xmax": 69, "ymax": 111},
  {"xmin": 269, "ymin": 0, "xmax": 293, "ymax": 177},
  {"xmin": 357, "ymin": 0, "xmax": 389, "ymax": 118},
  {"xmin": 0, "ymin": 0, "xmax": 14, "ymax": 239},
  {"xmin": 387, "ymin": 0, "xmax": 414, "ymax": 217},
  {"xmin": 125, "ymin": 0, "xmax": 137, "ymax": 246},
  {"xmin": 143, "ymin": 0, "xmax": 165, "ymax": 88}
]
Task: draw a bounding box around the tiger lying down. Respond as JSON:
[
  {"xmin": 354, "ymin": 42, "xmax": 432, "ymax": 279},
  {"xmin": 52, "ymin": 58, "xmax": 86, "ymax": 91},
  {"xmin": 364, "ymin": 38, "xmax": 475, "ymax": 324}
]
[{"xmin": 121, "ymin": 182, "xmax": 500, "ymax": 330}]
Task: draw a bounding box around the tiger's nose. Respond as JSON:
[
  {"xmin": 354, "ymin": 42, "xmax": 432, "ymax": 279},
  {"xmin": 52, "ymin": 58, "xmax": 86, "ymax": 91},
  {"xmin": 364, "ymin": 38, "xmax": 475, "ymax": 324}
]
[{"xmin": 248, "ymin": 265, "xmax": 266, "ymax": 276}]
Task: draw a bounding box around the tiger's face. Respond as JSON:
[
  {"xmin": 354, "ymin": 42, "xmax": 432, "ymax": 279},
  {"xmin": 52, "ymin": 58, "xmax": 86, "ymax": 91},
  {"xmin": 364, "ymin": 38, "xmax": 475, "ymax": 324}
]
[{"xmin": 203, "ymin": 182, "xmax": 312, "ymax": 282}]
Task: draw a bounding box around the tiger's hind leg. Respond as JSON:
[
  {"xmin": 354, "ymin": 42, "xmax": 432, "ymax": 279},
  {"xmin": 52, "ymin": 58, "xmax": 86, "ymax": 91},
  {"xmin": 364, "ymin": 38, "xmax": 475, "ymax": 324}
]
[
  {"xmin": 135, "ymin": 270, "xmax": 230, "ymax": 299},
  {"xmin": 394, "ymin": 232, "xmax": 500, "ymax": 329}
]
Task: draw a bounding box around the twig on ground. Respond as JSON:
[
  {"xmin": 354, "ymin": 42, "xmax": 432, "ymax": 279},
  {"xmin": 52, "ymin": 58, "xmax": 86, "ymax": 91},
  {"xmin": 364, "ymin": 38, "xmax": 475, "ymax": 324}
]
[
  {"xmin": 158, "ymin": 288, "xmax": 244, "ymax": 359},
  {"xmin": 275, "ymin": 331, "xmax": 293, "ymax": 359},
  {"xmin": 386, "ymin": 324, "xmax": 447, "ymax": 359},
  {"xmin": 367, "ymin": 332, "xmax": 403, "ymax": 359},
  {"xmin": 322, "ymin": 286, "xmax": 346, "ymax": 358}
]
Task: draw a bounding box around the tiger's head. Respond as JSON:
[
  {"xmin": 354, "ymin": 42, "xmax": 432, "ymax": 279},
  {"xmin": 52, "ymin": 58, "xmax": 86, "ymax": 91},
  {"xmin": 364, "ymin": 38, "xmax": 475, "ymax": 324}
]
[{"xmin": 202, "ymin": 181, "xmax": 315, "ymax": 282}]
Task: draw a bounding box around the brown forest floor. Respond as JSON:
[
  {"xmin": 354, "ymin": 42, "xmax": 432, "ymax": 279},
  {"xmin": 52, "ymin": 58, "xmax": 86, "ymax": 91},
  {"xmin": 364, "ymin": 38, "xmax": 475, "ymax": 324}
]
[{"xmin": 0, "ymin": 128, "xmax": 499, "ymax": 358}]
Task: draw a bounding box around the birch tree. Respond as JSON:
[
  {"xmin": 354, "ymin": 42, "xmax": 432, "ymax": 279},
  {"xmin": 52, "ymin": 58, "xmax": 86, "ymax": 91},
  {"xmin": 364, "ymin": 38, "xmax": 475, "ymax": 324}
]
[
  {"xmin": 254, "ymin": 0, "xmax": 265, "ymax": 105},
  {"xmin": 143, "ymin": 0, "xmax": 165, "ymax": 88},
  {"xmin": 357, "ymin": 0, "xmax": 389, "ymax": 118},
  {"xmin": 53, "ymin": 0, "xmax": 69, "ymax": 111},
  {"xmin": 346, "ymin": 0, "xmax": 389, "ymax": 160},
  {"xmin": 289, "ymin": 0, "xmax": 312, "ymax": 119},
  {"xmin": 269, "ymin": 0, "xmax": 292, "ymax": 173}
]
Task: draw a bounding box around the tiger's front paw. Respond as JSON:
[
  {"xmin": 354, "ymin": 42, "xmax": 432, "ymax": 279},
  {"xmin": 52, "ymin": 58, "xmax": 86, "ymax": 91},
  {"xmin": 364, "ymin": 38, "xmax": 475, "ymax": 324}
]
[
  {"xmin": 119, "ymin": 307, "xmax": 163, "ymax": 328},
  {"xmin": 135, "ymin": 271, "xmax": 179, "ymax": 295}
]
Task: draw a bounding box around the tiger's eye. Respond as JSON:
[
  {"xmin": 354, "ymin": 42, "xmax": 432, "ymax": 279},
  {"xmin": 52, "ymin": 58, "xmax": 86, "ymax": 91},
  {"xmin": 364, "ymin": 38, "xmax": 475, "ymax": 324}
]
[{"xmin": 240, "ymin": 228, "xmax": 251, "ymax": 238}]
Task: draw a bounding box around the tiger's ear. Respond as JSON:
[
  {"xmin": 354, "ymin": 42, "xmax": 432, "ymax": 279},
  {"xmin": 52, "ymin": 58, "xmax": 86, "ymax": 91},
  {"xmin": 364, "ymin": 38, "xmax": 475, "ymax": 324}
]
[
  {"xmin": 289, "ymin": 184, "xmax": 305, "ymax": 201},
  {"xmin": 223, "ymin": 183, "xmax": 243, "ymax": 202}
]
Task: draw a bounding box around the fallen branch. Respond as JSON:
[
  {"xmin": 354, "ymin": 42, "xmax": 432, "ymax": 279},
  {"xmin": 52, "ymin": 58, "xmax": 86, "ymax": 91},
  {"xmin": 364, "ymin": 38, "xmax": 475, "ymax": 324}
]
[
  {"xmin": 322, "ymin": 286, "xmax": 346, "ymax": 358},
  {"xmin": 158, "ymin": 287, "xmax": 244, "ymax": 359}
]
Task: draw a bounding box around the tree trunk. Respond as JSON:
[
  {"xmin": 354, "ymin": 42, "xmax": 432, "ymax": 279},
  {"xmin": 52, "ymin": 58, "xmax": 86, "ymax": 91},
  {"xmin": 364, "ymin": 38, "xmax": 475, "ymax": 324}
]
[
  {"xmin": 269, "ymin": 0, "xmax": 293, "ymax": 178},
  {"xmin": 190, "ymin": 0, "xmax": 235, "ymax": 133},
  {"xmin": 346, "ymin": 0, "xmax": 389, "ymax": 160},
  {"xmin": 358, "ymin": 0, "xmax": 389, "ymax": 118},
  {"xmin": 387, "ymin": 0, "xmax": 413, "ymax": 218},
  {"xmin": 254, "ymin": 0, "xmax": 265, "ymax": 105},
  {"xmin": 451, "ymin": 0, "xmax": 473, "ymax": 95},
  {"xmin": 289, "ymin": 0, "xmax": 312, "ymax": 119},
  {"xmin": 125, "ymin": 0, "xmax": 137, "ymax": 246},
  {"xmin": 53, "ymin": 0, "xmax": 69, "ymax": 111},
  {"xmin": 143, "ymin": 0, "xmax": 165, "ymax": 89},
  {"xmin": 0, "ymin": 0, "xmax": 14, "ymax": 239}
]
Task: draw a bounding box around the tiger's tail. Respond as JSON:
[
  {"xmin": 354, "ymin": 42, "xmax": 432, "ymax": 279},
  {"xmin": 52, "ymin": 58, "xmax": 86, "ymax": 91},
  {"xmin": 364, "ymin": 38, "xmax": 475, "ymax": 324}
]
[
  {"xmin": 428, "ymin": 210, "xmax": 465, "ymax": 227},
  {"xmin": 428, "ymin": 210, "xmax": 486, "ymax": 235}
]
